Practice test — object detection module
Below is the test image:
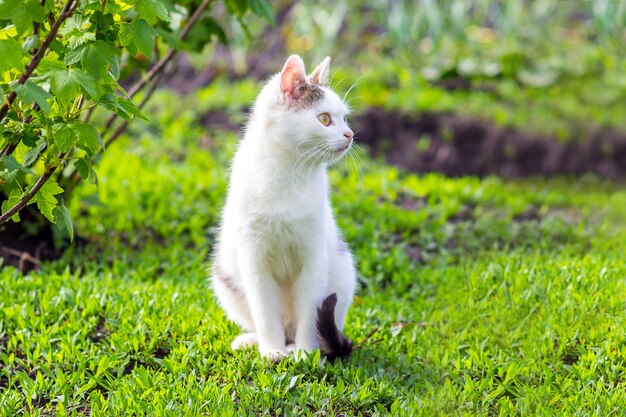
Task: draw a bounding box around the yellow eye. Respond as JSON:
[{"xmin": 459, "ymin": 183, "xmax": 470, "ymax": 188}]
[{"xmin": 318, "ymin": 113, "xmax": 331, "ymax": 126}]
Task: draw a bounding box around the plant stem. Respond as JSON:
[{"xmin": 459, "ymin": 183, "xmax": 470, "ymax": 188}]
[
  {"xmin": 100, "ymin": 0, "xmax": 212, "ymax": 138},
  {"xmin": 57, "ymin": 0, "xmax": 212, "ymax": 191},
  {"xmin": 62, "ymin": 0, "xmax": 211, "ymax": 190},
  {"xmin": 105, "ymin": 70, "xmax": 164, "ymax": 148},
  {"xmin": 0, "ymin": 164, "xmax": 58, "ymax": 225},
  {"xmin": 0, "ymin": 0, "xmax": 79, "ymax": 136}
]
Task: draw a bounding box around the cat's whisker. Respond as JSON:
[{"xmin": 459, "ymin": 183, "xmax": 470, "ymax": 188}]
[
  {"xmin": 293, "ymin": 145, "xmax": 324, "ymax": 182},
  {"xmin": 345, "ymin": 145, "xmax": 365, "ymax": 188},
  {"xmin": 293, "ymin": 140, "xmax": 332, "ymax": 182},
  {"xmin": 295, "ymin": 138, "xmax": 326, "ymax": 151},
  {"xmin": 306, "ymin": 146, "xmax": 332, "ymax": 180},
  {"xmin": 331, "ymin": 77, "xmax": 347, "ymax": 92},
  {"xmin": 344, "ymin": 95, "xmax": 363, "ymax": 106},
  {"xmin": 348, "ymin": 109, "xmax": 365, "ymax": 117},
  {"xmin": 342, "ymin": 76, "xmax": 364, "ymax": 103},
  {"xmin": 311, "ymin": 145, "xmax": 336, "ymax": 180},
  {"xmin": 329, "ymin": 65, "xmax": 344, "ymax": 89}
]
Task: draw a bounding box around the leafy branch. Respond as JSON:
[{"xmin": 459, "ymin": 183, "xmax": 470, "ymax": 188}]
[
  {"xmin": 0, "ymin": 0, "xmax": 78, "ymax": 127},
  {"xmin": 62, "ymin": 0, "xmax": 213, "ymax": 190},
  {"xmin": 0, "ymin": 162, "xmax": 60, "ymax": 225},
  {"xmin": 0, "ymin": 0, "xmax": 275, "ymax": 234},
  {"xmin": 103, "ymin": 0, "xmax": 213, "ymax": 143}
]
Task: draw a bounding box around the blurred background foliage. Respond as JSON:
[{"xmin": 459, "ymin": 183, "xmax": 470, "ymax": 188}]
[
  {"xmin": 179, "ymin": 0, "xmax": 626, "ymax": 138},
  {"xmin": 3, "ymin": 0, "xmax": 626, "ymax": 249}
]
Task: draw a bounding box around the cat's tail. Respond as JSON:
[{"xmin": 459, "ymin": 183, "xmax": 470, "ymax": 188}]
[{"xmin": 316, "ymin": 293, "xmax": 352, "ymax": 361}]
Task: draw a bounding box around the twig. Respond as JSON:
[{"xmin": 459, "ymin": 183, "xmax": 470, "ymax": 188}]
[
  {"xmin": 104, "ymin": 70, "xmax": 165, "ymax": 148},
  {"xmin": 61, "ymin": 0, "xmax": 211, "ymax": 190},
  {"xmin": 100, "ymin": 0, "xmax": 211, "ymax": 138},
  {"xmin": 0, "ymin": 0, "xmax": 79, "ymax": 125},
  {"xmin": 0, "ymin": 143, "xmax": 17, "ymax": 156},
  {"xmin": 0, "ymin": 164, "xmax": 59, "ymax": 225},
  {"xmin": 0, "ymin": 102, "xmax": 40, "ymax": 156},
  {"xmin": 0, "ymin": 245, "xmax": 40, "ymax": 272},
  {"xmin": 351, "ymin": 326, "xmax": 380, "ymax": 352}
]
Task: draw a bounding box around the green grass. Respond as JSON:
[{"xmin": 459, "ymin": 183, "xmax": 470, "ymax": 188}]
[{"xmin": 2, "ymin": 105, "xmax": 626, "ymax": 415}]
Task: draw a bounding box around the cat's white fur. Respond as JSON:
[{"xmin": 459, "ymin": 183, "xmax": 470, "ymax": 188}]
[{"xmin": 211, "ymin": 55, "xmax": 357, "ymax": 360}]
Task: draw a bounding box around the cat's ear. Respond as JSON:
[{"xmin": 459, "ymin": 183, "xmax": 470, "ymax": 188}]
[
  {"xmin": 280, "ymin": 55, "xmax": 307, "ymax": 103},
  {"xmin": 308, "ymin": 56, "xmax": 330, "ymax": 85}
]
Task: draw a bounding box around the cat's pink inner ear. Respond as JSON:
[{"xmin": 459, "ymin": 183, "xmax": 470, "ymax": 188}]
[{"xmin": 280, "ymin": 55, "xmax": 306, "ymax": 101}]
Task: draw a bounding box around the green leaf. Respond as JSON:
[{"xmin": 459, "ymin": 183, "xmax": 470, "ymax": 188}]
[
  {"xmin": 10, "ymin": 80, "xmax": 52, "ymax": 113},
  {"xmin": 59, "ymin": 15, "xmax": 96, "ymax": 48},
  {"xmin": 99, "ymin": 94, "xmax": 146, "ymax": 121},
  {"xmin": 53, "ymin": 199, "xmax": 73, "ymax": 241},
  {"xmin": 69, "ymin": 121, "xmax": 102, "ymax": 155},
  {"xmin": 185, "ymin": 17, "xmax": 227, "ymax": 51},
  {"xmin": 21, "ymin": 35, "xmax": 40, "ymax": 52},
  {"xmin": 1, "ymin": 155, "xmax": 36, "ymax": 175},
  {"xmin": 0, "ymin": 168, "xmax": 18, "ymax": 185},
  {"xmin": 119, "ymin": 19, "xmax": 158, "ymax": 58},
  {"xmin": 99, "ymin": 94, "xmax": 128, "ymax": 120},
  {"xmin": 249, "ymin": 0, "xmax": 275, "ymax": 25},
  {"xmin": 206, "ymin": 18, "xmax": 228, "ymax": 45},
  {"xmin": 22, "ymin": 140, "xmax": 46, "ymax": 167},
  {"xmin": 40, "ymin": 59, "xmax": 97, "ymax": 101},
  {"xmin": 0, "ymin": 39, "xmax": 25, "ymax": 73},
  {"xmin": 236, "ymin": 16, "xmax": 253, "ymax": 43},
  {"xmin": 132, "ymin": 0, "xmax": 171, "ymax": 25},
  {"xmin": 0, "ymin": 155, "xmax": 29, "ymax": 185},
  {"xmin": 0, "ymin": 0, "xmax": 45, "ymax": 35},
  {"xmin": 65, "ymin": 40, "xmax": 119, "ymax": 79},
  {"xmin": 74, "ymin": 157, "xmax": 90, "ymax": 180},
  {"xmin": 117, "ymin": 97, "xmax": 147, "ymax": 120},
  {"xmin": 156, "ymin": 28, "xmax": 181, "ymax": 51},
  {"xmin": 224, "ymin": 0, "xmax": 248, "ymax": 16},
  {"xmin": 1, "ymin": 188, "xmax": 23, "ymax": 222},
  {"xmin": 74, "ymin": 156, "xmax": 97, "ymax": 185},
  {"xmin": 53, "ymin": 124, "xmax": 76, "ymax": 153},
  {"xmin": 31, "ymin": 178, "xmax": 63, "ymax": 222},
  {"xmin": 21, "ymin": 128, "xmax": 39, "ymax": 147}
]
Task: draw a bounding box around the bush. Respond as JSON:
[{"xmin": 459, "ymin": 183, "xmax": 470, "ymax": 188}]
[{"xmin": 0, "ymin": 0, "xmax": 273, "ymax": 239}]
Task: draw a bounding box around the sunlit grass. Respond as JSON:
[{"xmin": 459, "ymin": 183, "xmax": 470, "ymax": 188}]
[{"xmin": 2, "ymin": 113, "xmax": 626, "ymax": 414}]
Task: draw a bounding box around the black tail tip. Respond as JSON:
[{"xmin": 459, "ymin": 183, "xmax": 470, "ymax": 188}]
[{"xmin": 316, "ymin": 293, "xmax": 352, "ymax": 361}]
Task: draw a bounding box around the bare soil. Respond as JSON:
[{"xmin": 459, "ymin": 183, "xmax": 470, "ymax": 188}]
[
  {"xmin": 352, "ymin": 108, "xmax": 626, "ymax": 179},
  {"xmin": 0, "ymin": 208, "xmax": 75, "ymax": 272}
]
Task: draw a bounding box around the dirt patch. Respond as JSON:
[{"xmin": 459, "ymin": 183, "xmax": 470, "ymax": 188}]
[
  {"xmin": 89, "ymin": 316, "xmax": 111, "ymax": 344},
  {"xmin": 0, "ymin": 210, "xmax": 63, "ymax": 273},
  {"xmin": 352, "ymin": 108, "xmax": 626, "ymax": 179},
  {"xmin": 198, "ymin": 107, "xmax": 626, "ymax": 179}
]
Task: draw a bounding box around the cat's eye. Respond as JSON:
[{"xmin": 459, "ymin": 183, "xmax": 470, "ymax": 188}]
[{"xmin": 318, "ymin": 113, "xmax": 331, "ymax": 126}]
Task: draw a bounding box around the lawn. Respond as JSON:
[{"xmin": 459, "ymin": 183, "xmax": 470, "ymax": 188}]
[
  {"xmin": 2, "ymin": 103, "xmax": 626, "ymax": 414},
  {"xmin": 2, "ymin": 1, "xmax": 626, "ymax": 415}
]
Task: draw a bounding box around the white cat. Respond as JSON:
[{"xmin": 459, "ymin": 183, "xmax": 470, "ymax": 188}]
[{"xmin": 211, "ymin": 55, "xmax": 357, "ymax": 361}]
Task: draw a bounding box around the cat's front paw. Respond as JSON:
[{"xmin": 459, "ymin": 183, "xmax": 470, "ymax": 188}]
[
  {"xmin": 231, "ymin": 333, "xmax": 258, "ymax": 350},
  {"xmin": 260, "ymin": 348, "xmax": 287, "ymax": 363}
]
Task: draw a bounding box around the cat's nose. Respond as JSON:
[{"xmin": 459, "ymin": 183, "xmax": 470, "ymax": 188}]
[{"xmin": 343, "ymin": 131, "xmax": 353, "ymax": 141}]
